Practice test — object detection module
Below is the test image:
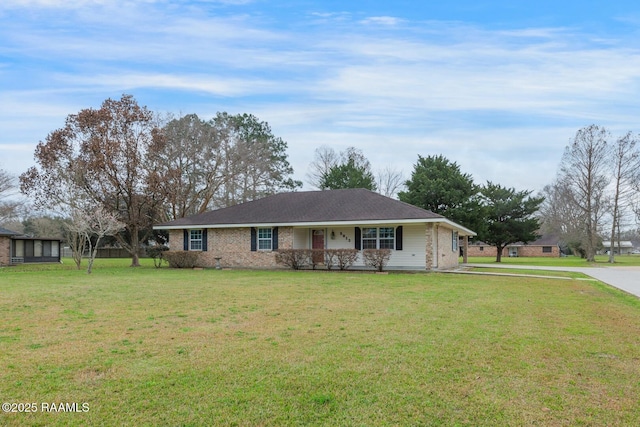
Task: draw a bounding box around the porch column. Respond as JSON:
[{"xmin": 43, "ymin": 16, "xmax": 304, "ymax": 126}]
[
  {"xmin": 463, "ymin": 235, "xmax": 469, "ymax": 264},
  {"xmin": 425, "ymin": 225, "xmax": 434, "ymax": 270}
]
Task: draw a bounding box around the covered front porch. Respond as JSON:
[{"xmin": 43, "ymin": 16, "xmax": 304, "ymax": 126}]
[{"xmin": 290, "ymin": 223, "xmax": 469, "ymax": 270}]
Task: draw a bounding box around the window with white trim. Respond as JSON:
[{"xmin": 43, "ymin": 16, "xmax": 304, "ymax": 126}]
[
  {"xmin": 189, "ymin": 229, "xmax": 203, "ymax": 251},
  {"xmin": 379, "ymin": 227, "xmax": 395, "ymax": 249},
  {"xmin": 452, "ymin": 231, "xmax": 458, "ymax": 252},
  {"xmin": 258, "ymin": 228, "xmax": 272, "ymax": 250},
  {"xmin": 362, "ymin": 227, "xmax": 378, "ymax": 249},
  {"xmin": 361, "ymin": 227, "xmax": 395, "ymax": 250}
]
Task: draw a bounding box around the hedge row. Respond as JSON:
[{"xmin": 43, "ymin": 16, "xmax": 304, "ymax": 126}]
[
  {"xmin": 275, "ymin": 249, "xmax": 360, "ymax": 270},
  {"xmin": 275, "ymin": 248, "xmax": 392, "ymax": 271},
  {"xmin": 162, "ymin": 248, "xmax": 392, "ymax": 271}
]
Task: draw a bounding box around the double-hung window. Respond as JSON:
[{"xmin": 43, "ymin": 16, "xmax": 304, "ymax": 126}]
[
  {"xmin": 379, "ymin": 227, "xmax": 395, "ymax": 249},
  {"xmin": 452, "ymin": 231, "xmax": 459, "ymax": 252},
  {"xmin": 362, "ymin": 228, "xmax": 378, "ymax": 249},
  {"xmin": 362, "ymin": 227, "xmax": 395, "ymax": 249},
  {"xmin": 258, "ymin": 228, "xmax": 272, "ymax": 250},
  {"xmin": 189, "ymin": 229, "xmax": 203, "ymax": 251}
]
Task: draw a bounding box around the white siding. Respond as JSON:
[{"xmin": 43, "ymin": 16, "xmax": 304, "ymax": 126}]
[
  {"xmin": 326, "ymin": 227, "xmax": 356, "ymax": 249},
  {"xmin": 386, "ymin": 224, "xmax": 427, "ymax": 269},
  {"xmin": 293, "ymin": 228, "xmax": 310, "ymax": 249},
  {"xmin": 346, "ymin": 224, "xmax": 427, "ymax": 270}
]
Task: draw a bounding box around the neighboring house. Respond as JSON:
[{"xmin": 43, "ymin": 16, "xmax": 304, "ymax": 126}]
[
  {"xmin": 600, "ymin": 241, "xmax": 634, "ymax": 255},
  {"xmin": 154, "ymin": 188, "xmax": 476, "ymax": 270},
  {"xmin": 466, "ymin": 234, "xmax": 561, "ymax": 258},
  {"xmin": 0, "ymin": 227, "xmax": 62, "ymax": 266}
]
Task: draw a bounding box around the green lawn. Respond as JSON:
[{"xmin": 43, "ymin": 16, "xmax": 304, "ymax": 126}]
[
  {"xmin": 465, "ymin": 254, "xmax": 640, "ymax": 267},
  {"xmin": 464, "ymin": 267, "xmax": 592, "ymax": 279},
  {"xmin": 1, "ymin": 259, "xmax": 640, "ymax": 426}
]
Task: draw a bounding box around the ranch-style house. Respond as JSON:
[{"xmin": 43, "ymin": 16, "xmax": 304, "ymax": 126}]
[{"xmin": 154, "ymin": 188, "xmax": 476, "ymax": 270}]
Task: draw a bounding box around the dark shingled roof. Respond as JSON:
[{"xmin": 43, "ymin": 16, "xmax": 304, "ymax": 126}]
[
  {"xmin": 0, "ymin": 227, "xmax": 21, "ymax": 236},
  {"xmin": 157, "ymin": 188, "xmax": 445, "ymax": 227}
]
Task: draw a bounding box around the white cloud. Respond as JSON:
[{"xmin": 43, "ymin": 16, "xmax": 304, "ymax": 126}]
[
  {"xmin": 2, "ymin": 2, "xmax": 640, "ymax": 194},
  {"xmin": 360, "ymin": 16, "xmax": 404, "ymax": 27}
]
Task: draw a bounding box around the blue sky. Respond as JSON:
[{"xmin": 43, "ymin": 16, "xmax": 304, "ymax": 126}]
[{"xmin": 2, "ymin": 0, "xmax": 640, "ymax": 194}]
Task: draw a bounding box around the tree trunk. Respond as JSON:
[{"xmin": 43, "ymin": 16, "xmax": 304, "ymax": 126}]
[
  {"xmin": 87, "ymin": 246, "xmax": 97, "ymax": 274},
  {"xmin": 608, "ymin": 213, "xmax": 617, "ymax": 264},
  {"xmin": 129, "ymin": 225, "xmax": 141, "ymax": 267},
  {"xmin": 131, "ymin": 251, "xmax": 140, "ymax": 267},
  {"xmin": 495, "ymin": 246, "xmax": 504, "ymax": 262}
]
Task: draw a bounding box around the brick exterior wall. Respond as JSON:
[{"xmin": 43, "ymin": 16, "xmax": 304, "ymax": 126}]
[
  {"xmin": 437, "ymin": 226, "xmax": 460, "ymax": 269},
  {"xmin": 0, "ymin": 236, "xmax": 10, "ymax": 266},
  {"xmin": 425, "ymin": 225, "xmax": 434, "ymax": 269},
  {"xmin": 424, "ymin": 224, "xmax": 460, "ymax": 270},
  {"xmin": 169, "ymin": 227, "xmax": 294, "ymax": 269},
  {"xmin": 467, "ymin": 244, "xmax": 560, "ymax": 258}
]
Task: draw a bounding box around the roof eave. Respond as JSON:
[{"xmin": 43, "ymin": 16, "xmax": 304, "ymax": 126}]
[{"xmin": 154, "ymin": 217, "xmax": 476, "ymax": 236}]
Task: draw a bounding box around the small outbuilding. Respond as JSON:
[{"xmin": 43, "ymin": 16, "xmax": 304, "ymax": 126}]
[
  {"xmin": 0, "ymin": 227, "xmax": 62, "ymax": 266},
  {"xmin": 600, "ymin": 241, "xmax": 635, "ymax": 255},
  {"xmin": 466, "ymin": 234, "xmax": 561, "ymax": 258}
]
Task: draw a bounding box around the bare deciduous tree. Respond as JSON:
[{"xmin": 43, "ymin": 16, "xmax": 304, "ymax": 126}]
[
  {"xmin": 0, "ymin": 168, "xmax": 23, "ymax": 225},
  {"xmin": 148, "ymin": 113, "xmax": 227, "ymax": 220},
  {"xmin": 538, "ymin": 178, "xmax": 586, "ymax": 255},
  {"xmin": 211, "ymin": 113, "xmax": 301, "ymax": 207},
  {"xmin": 66, "ymin": 207, "xmax": 124, "ymax": 274},
  {"xmin": 84, "ymin": 208, "xmax": 124, "ymax": 274},
  {"xmin": 306, "ymin": 146, "xmax": 339, "ymax": 189},
  {"xmin": 150, "ymin": 112, "xmax": 301, "ymax": 220},
  {"xmin": 22, "ymin": 215, "xmax": 66, "ymax": 239},
  {"xmin": 559, "ymin": 125, "xmax": 611, "ymax": 262},
  {"xmin": 607, "ymin": 132, "xmax": 640, "ymax": 263},
  {"xmin": 64, "ymin": 211, "xmax": 88, "ymax": 270},
  {"xmin": 308, "ymin": 146, "xmax": 377, "ymax": 191},
  {"xmin": 376, "ymin": 165, "xmax": 405, "ymax": 198}
]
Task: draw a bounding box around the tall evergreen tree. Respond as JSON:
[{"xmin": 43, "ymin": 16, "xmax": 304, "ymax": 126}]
[
  {"xmin": 318, "ymin": 147, "xmax": 376, "ymax": 191},
  {"xmin": 398, "ymin": 155, "xmax": 483, "ymax": 233},
  {"xmin": 478, "ymin": 182, "xmax": 544, "ymax": 262}
]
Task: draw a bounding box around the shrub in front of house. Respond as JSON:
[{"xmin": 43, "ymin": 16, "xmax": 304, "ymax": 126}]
[
  {"xmin": 276, "ymin": 249, "xmax": 360, "ymax": 271},
  {"xmin": 164, "ymin": 251, "xmax": 201, "ymax": 268},
  {"xmin": 147, "ymin": 245, "xmax": 169, "ymax": 268},
  {"xmin": 362, "ymin": 249, "xmax": 392, "ymax": 272},
  {"xmin": 275, "ymin": 249, "xmax": 312, "ymax": 270},
  {"xmin": 326, "ymin": 249, "xmax": 359, "ymax": 270}
]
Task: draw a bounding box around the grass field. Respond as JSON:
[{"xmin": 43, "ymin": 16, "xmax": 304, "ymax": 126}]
[
  {"xmin": 464, "ymin": 267, "xmax": 592, "ymax": 280},
  {"xmin": 465, "ymin": 254, "xmax": 640, "ymax": 267},
  {"xmin": 1, "ymin": 259, "xmax": 640, "ymax": 426}
]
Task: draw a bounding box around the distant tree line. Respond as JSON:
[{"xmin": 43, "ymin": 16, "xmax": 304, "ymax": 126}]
[{"xmin": 9, "ymin": 94, "xmax": 640, "ymax": 267}]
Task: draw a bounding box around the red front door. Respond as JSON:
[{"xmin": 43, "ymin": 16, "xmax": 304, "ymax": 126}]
[{"xmin": 312, "ymin": 230, "xmax": 325, "ymax": 264}]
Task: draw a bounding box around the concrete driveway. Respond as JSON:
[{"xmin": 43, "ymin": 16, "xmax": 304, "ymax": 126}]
[{"xmin": 465, "ymin": 263, "xmax": 640, "ymax": 298}]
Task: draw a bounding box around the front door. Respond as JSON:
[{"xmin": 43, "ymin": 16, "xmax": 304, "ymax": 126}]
[{"xmin": 312, "ymin": 230, "xmax": 325, "ymax": 264}]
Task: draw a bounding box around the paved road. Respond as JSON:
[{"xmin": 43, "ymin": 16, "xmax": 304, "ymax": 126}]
[{"xmin": 465, "ymin": 263, "xmax": 640, "ymax": 298}]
